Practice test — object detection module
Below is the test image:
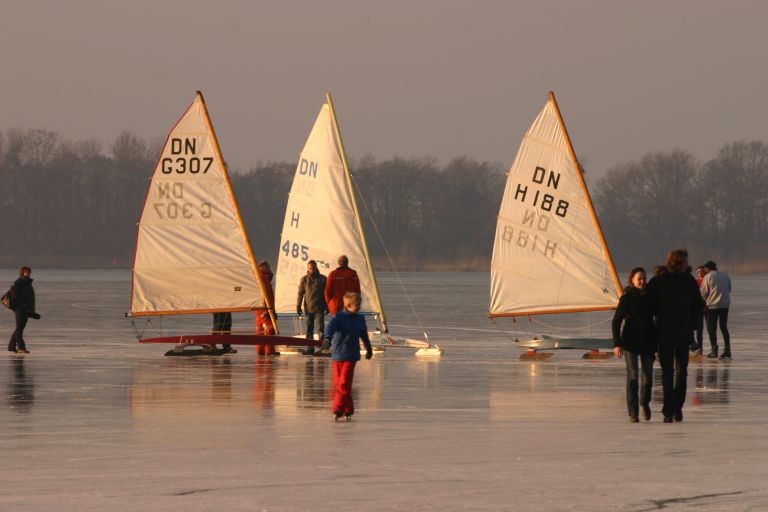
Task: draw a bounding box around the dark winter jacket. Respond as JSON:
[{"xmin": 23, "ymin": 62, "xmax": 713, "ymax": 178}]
[
  {"xmin": 612, "ymin": 286, "xmax": 656, "ymax": 354},
  {"xmin": 297, "ymin": 271, "xmax": 327, "ymax": 314},
  {"xmin": 646, "ymin": 271, "xmax": 703, "ymax": 347},
  {"xmin": 324, "ymin": 266, "xmax": 361, "ymax": 314},
  {"xmin": 324, "ymin": 311, "xmax": 372, "ymax": 362},
  {"xmin": 10, "ymin": 277, "xmax": 35, "ymax": 313}
]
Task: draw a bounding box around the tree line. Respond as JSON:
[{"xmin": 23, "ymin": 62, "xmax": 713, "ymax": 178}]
[{"xmin": 1, "ymin": 127, "xmax": 766, "ymax": 271}]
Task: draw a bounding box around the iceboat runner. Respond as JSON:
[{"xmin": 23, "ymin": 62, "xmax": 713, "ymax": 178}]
[
  {"xmin": 489, "ymin": 91, "xmax": 623, "ymax": 360},
  {"xmin": 273, "ymin": 93, "xmax": 442, "ymax": 356},
  {"xmin": 127, "ymin": 91, "xmax": 317, "ymax": 355}
]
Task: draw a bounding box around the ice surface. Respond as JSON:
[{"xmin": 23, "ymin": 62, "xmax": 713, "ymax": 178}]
[{"xmin": 1, "ymin": 270, "xmax": 767, "ymax": 511}]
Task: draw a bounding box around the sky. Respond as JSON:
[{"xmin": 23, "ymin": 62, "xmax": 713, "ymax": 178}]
[{"xmin": 1, "ymin": 0, "xmax": 766, "ymax": 176}]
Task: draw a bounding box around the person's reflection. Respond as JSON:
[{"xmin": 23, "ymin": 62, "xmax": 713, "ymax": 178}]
[
  {"xmin": 211, "ymin": 358, "xmax": 232, "ymax": 401},
  {"xmin": 692, "ymin": 365, "xmax": 731, "ymax": 406},
  {"xmin": 253, "ymin": 358, "xmax": 276, "ymax": 409},
  {"xmin": 7, "ymin": 356, "xmax": 34, "ymax": 412},
  {"xmin": 297, "ymin": 359, "xmax": 328, "ymax": 406}
]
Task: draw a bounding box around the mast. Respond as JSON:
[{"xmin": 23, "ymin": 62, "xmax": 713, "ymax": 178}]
[
  {"xmin": 547, "ymin": 91, "xmax": 623, "ymax": 298},
  {"xmin": 197, "ymin": 91, "xmax": 280, "ymax": 334},
  {"xmin": 325, "ymin": 92, "xmax": 388, "ymax": 333}
]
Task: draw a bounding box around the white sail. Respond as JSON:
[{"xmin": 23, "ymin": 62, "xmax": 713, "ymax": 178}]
[
  {"xmin": 274, "ymin": 101, "xmax": 382, "ymax": 318},
  {"xmin": 490, "ymin": 93, "xmax": 621, "ymax": 317},
  {"xmin": 130, "ymin": 92, "xmax": 266, "ymax": 316}
]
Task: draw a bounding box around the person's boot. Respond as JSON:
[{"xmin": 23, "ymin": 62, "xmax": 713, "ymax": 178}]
[
  {"xmin": 707, "ymin": 349, "xmax": 718, "ymax": 358},
  {"xmin": 641, "ymin": 405, "xmax": 651, "ymax": 421}
]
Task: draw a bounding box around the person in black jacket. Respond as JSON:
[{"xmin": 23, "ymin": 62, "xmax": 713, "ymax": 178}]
[
  {"xmin": 297, "ymin": 260, "xmax": 327, "ymax": 355},
  {"xmin": 646, "ymin": 249, "xmax": 704, "ymax": 423},
  {"xmin": 612, "ymin": 267, "xmax": 656, "ymax": 422},
  {"xmin": 7, "ymin": 267, "xmax": 39, "ymax": 354}
]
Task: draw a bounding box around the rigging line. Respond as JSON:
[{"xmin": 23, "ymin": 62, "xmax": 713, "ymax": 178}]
[
  {"xmin": 489, "ymin": 316, "xmax": 526, "ymax": 343},
  {"xmin": 347, "ymin": 172, "xmax": 430, "ymax": 343}
]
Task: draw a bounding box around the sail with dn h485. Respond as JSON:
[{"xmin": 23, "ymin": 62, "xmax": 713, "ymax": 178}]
[
  {"xmin": 274, "ymin": 93, "xmax": 441, "ymax": 356},
  {"xmin": 274, "ymin": 98, "xmax": 382, "ymax": 321},
  {"xmin": 490, "ymin": 92, "xmax": 622, "ymax": 323}
]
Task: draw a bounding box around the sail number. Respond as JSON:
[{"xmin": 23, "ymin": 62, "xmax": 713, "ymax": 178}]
[
  {"xmin": 282, "ymin": 240, "xmax": 309, "ymax": 261},
  {"xmin": 161, "ymin": 157, "xmax": 213, "ymax": 174},
  {"xmin": 153, "ymin": 202, "xmax": 212, "ymax": 219},
  {"xmin": 513, "ymin": 166, "xmax": 570, "ymax": 218},
  {"xmin": 161, "ymin": 138, "xmax": 214, "ymax": 174}
]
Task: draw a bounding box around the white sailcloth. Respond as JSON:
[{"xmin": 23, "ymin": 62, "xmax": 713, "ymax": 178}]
[
  {"xmin": 274, "ymin": 103, "xmax": 381, "ymax": 316},
  {"xmin": 490, "ymin": 96, "xmax": 620, "ymax": 316},
  {"xmin": 130, "ymin": 93, "xmax": 265, "ymax": 316}
]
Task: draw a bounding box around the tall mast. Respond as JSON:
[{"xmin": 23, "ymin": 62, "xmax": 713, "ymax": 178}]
[
  {"xmin": 325, "ymin": 92, "xmax": 388, "ymax": 333},
  {"xmin": 547, "ymin": 91, "xmax": 623, "ymax": 298},
  {"xmin": 197, "ymin": 91, "xmax": 280, "ymax": 334}
]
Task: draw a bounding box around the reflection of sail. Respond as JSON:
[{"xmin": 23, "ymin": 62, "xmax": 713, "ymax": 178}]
[{"xmin": 7, "ymin": 357, "xmax": 34, "ymax": 412}]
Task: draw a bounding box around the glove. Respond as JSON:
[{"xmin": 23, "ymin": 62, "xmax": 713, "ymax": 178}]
[
  {"xmin": 365, "ymin": 349, "xmax": 373, "ymax": 360},
  {"xmin": 321, "ymin": 338, "xmax": 331, "ymax": 351},
  {"xmin": 296, "ymin": 307, "xmax": 302, "ymax": 315}
]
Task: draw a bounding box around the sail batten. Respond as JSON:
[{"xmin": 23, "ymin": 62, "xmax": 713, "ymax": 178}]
[
  {"xmin": 129, "ymin": 92, "xmax": 267, "ymax": 316},
  {"xmin": 489, "ymin": 92, "xmax": 621, "ymax": 317}
]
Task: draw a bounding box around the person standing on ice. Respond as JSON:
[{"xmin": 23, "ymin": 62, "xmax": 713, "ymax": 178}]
[
  {"xmin": 324, "ymin": 255, "xmax": 360, "ymax": 315},
  {"xmin": 212, "ymin": 312, "xmax": 234, "ymax": 354},
  {"xmin": 700, "ymin": 260, "xmax": 732, "ymax": 359},
  {"xmin": 612, "ymin": 267, "xmax": 656, "ymax": 422},
  {"xmin": 7, "ymin": 266, "xmax": 40, "ymax": 354},
  {"xmin": 323, "ymin": 292, "xmax": 372, "ymax": 421},
  {"xmin": 646, "ymin": 249, "xmax": 703, "ymax": 423},
  {"xmin": 297, "ymin": 260, "xmax": 327, "ymax": 355},
  {"xmin": 253, "ymin": 261, "xmax": 278, "ymax": 356}
]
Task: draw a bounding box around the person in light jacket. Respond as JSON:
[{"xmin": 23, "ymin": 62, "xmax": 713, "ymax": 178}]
[{"xmin": 699, "ymin": 261, "xmax": 732, "ymax": 359}]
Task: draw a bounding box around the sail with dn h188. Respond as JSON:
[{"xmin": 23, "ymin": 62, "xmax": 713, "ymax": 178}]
[{"xmin": 489, "ymin": 92, "xmax": 622, "ymax": 351}]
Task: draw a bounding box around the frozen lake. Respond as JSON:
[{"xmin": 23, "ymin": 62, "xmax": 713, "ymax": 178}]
[{"xmin": 2, "ymin": 270, "xmax": 767, "ymax": 511}]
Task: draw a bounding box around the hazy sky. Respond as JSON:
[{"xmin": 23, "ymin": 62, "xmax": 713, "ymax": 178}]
[{"xmin": 1, "ymin": 1, "xmax": 766, "ymax": 176}]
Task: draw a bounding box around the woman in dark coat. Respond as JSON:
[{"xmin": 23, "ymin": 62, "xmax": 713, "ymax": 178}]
[
  {"xmin": 612, "ymin": 267, "xmax": 656, "ymax": 422},
  {"xmin": 7, "ymin": 267, "xmax": 38, "ymax": 354}
]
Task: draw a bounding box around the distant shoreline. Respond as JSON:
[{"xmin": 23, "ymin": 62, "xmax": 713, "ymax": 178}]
[{"xmin": 1, "ymin": 258, "xmax": 765, "ymax": 274}]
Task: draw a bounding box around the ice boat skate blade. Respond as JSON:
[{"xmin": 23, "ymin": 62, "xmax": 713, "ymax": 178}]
[
  {"xmin": 582, "ymin": 350, "xmax": 614, "ymax": 360},
  {"xmin": 519, "ymin": 350, "xmax": 554, "ymax": 361},
  {"xmin": 415, "ymin": 345, "xmax": 443, "ymax": 356}
]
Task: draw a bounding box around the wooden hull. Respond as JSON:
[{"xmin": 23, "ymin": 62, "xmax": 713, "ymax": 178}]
[{"xmin": 139, "ymin": 334, "xmax": 321, "ymax": 346}]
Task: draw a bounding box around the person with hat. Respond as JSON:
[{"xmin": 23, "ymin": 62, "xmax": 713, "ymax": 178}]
[
  {"xmin": 324, "ymin": 255, "xmax": 361, "ymax": 316},
  {"xmin": 700, "ymin": 261, "xmax": 732, "ymax": 359}
]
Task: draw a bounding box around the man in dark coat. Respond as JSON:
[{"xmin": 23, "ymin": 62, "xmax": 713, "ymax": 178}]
[
  {"xmin": 297, "ymin": 260, "xmax": 327, "ymax": 355},
  {"xmin": 646, "ymin": 249, "xmax": 704, "ymax": 423},
  {"xmin": 7, "ymin": 267, "xmax": 39, "ymax": 354}
]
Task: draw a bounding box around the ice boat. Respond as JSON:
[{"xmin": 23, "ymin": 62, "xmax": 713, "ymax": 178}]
[
  {"xmin": 273, "ymin": 93, "xmax": 442, "ymax": 356},
  {"xmin": 127, "ymin": 91, "xmax": 313, "ymax": 355},
  {"xmin": 489, "ymin": 91, "xmax": 623, "ymax": 359}
]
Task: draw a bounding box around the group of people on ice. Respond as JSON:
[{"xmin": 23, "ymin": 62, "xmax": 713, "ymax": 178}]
[
  {"xmin": 213, "ymin": 254, "xmax": 372, "ymax": 420},
  {"xmin": 612, "ymin": 249, "xmax": 732, "ymax": 423}
]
